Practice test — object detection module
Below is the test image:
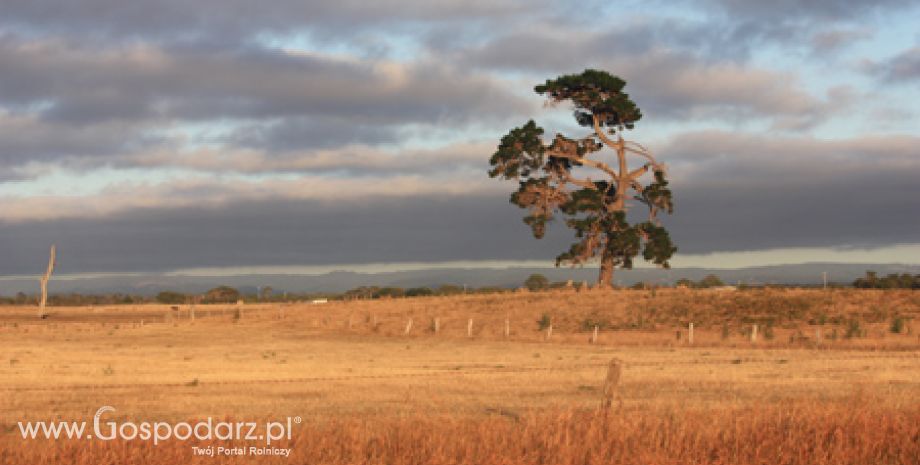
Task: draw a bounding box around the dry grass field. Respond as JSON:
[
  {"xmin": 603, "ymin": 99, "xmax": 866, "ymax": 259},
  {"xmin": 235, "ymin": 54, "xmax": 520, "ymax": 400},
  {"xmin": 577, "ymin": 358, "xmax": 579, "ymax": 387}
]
[{"xmin": 1, "ymin": 288, "xmax": 918, "ymax": 464}]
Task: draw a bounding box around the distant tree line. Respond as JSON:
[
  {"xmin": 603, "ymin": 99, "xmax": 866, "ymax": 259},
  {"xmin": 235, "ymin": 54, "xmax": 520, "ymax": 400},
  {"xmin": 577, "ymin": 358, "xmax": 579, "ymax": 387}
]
[
  {"xmin": 0, "ymin": 292, "xmax": 149, "ymax": 306},
  {"xmin": 853, "ymin": 271, "xmax": 920, "ymax": 289},
  {"xmin": 675, "ymin": 274, "xmax": 726, "ymax": 289},
  {"xmin": 4, "ymin": 272, "xmax": 914, "ymax": 306}
]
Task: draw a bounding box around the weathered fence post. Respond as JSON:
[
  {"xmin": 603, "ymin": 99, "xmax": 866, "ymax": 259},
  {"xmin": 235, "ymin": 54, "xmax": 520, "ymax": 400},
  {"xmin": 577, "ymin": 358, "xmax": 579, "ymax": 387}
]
[
  {"xmin": 602, "ymin": 358, "xmax": 622, "ymax": 410},
  {"xmin": 688, "ymin": 322, "xmax": 694, "ymax": 345},
  {"xmin": 467, "ymin": 318, "xmax": 473, "ymax": 338},
  {"xmin": 546, "ymin": 323, "xmax": 553, "ymax": 340},
  {"xmin": 38, "ymin": 245, "xmax": 56, "ymax": 319},
  {"xmin": 592, "ymin": 325, "xmax": 599, "ymax": 344},
  {"xmin": 404, "ymin": 318, "xmax": 413, "ymax": 335},
  {"xmin": 751, "ymin": 324, "xmax": 758, "ymax": 343},
  {"xmin": 504, "ymin": 318, "xmax": 510, "ymax": 339},
  {"xmin": 434, "ymin": 317, "xmax": 440, "ymax": 335}
]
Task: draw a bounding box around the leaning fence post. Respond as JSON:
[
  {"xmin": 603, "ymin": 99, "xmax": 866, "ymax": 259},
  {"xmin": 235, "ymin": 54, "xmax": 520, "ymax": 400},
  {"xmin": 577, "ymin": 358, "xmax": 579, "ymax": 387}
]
[
  {"xmin": 404, "ymin": 318, "xmax": 413, "ymax": 335},
  {"xmin": 38, "ymin": 244, "xmax": 56, "ymax": 319}
]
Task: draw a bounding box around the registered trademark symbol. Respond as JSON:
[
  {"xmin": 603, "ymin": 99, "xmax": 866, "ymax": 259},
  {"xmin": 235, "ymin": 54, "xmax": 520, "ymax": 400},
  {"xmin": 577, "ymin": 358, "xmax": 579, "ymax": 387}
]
[{"xmin": 294, "ymin": 416, "xmax": 302, "ymax": 424}]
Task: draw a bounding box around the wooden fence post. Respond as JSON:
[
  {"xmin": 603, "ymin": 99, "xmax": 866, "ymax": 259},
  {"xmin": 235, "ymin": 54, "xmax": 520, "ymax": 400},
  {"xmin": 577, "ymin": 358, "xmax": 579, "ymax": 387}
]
[
  {"xmin": 434, "ymin": 317, "xmax": 440, "ymax": 335},
  {"xmin": 467, "ymin": 318, "xmax": 473, "ymax": 338},
  {"xmin": 404, "ymin": 318, "xmax": 413, "ymax": 335},
  {"xmin": 546, "ymin": 323, "xmax": 553, "ymax": 340},
  {"xmin": 38, "ymin": 244, "xmax": 56, "ymax": 319},
  {"xmin": 751, "ymin": 324, "xmax": 758, "ymax": 343},
  {"xmin": 504, "ymin": 318, "xmax": 510, "ymax": 339},
  {"xmin": 592, "ymin": 325, "xmax": 598, "ymax": 344},
  {"xmin": 688, "ymin": 322, "xmax": 694, "ymax": 345},
  {"xmin": 602, "ymin": 358, "xmax": 622, "ymax": 409}
]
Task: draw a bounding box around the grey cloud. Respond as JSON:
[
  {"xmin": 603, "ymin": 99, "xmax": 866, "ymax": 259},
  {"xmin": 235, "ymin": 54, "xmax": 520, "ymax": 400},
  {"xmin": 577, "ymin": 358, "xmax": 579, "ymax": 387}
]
[
  {"xmin": 0, "ymin": 35, "xmax": 528, "ymax": 169},
  {"xmin": 0, "ymin": 37, "xmax": 527, "ymax": 125},
  {"xmin": 225, "ymin": 117, "xmax": 399, "ymax": 152},
  {"xmin": 0, "ymin": 0, "xmax": 545, "ymax": 43},
  {"xmin": 658, "ymin": 130, "xmax": 920, "ymax": 252},
  {"xmin": 683, "ymin": 0, "xmax": 913, "ymax": 60},
  {"xmin": 451, "ymin": 28, "xmax": 833, "ymax": 127},
  {"xmin": 810, "ymin": 28, "xmax": 874, "ymax": 55},
  {"xmin": 702, "ymin": 0, "xmax": 915, "ymax": 22},
  {"xmin": 869, "ymin": 46, "xmax": 920, "ymax": 83},
  {"xmin": 0, "ymin": 195, "xmax": 576, "ymax": 275},
  {"xmin": 0, "ymin": 112, "xmax": 160, "ymax": 165}
]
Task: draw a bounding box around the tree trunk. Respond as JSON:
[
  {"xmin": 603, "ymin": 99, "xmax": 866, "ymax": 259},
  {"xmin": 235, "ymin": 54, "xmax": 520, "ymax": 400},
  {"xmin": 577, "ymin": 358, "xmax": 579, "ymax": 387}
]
[{"xmin": 598, "ymin": 250, "xmax": 615, "ymax": 288}]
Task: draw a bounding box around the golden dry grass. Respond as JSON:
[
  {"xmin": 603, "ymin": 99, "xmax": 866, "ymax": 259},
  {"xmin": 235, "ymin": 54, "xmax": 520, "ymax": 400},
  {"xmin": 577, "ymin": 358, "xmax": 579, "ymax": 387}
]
[{"xmin": 0, "ymin": 289, "xmax": 918, "ymax": 463}]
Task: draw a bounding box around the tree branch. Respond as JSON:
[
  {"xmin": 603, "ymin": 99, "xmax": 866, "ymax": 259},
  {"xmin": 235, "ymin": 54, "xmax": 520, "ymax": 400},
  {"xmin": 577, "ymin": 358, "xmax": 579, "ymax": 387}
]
[
  {"xmin": 624, "ymin": 141, "xmax": 663, "ymax": 170},
  {"xmin": 627, "ymin": 164, "xmax": 650, "ymax": 181},
  {"xmin": 546, "ymin": 149, "xmax": 618, "ymax": 179},
  {"xmin": 560, "ymin": 171, "xmax": 597, "ymax": 190}
]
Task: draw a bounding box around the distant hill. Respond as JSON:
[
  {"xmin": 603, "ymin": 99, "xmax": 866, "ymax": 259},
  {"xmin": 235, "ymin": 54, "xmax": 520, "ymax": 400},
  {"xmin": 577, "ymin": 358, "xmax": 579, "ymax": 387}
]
[{"xmin": 1, "ymin": 262, "xmax": 917, "ymax": 296}]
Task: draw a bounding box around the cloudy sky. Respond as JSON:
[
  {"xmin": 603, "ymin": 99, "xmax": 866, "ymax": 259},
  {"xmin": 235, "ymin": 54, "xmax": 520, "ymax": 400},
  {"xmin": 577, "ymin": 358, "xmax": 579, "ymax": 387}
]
[{"xmin": 1, "ymin": 0, "xmax": 919, "ymax": 277}]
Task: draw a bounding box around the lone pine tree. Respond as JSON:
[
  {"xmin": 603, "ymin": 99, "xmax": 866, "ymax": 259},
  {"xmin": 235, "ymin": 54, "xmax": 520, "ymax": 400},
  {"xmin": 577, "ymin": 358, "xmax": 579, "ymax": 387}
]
[{"xmin": 489, "ymin": 69, "xmax": 676, "ymax": 288}]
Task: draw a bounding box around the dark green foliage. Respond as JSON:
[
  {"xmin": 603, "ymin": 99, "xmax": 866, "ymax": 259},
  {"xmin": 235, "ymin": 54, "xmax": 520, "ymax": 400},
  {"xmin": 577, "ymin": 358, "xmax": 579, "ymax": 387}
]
[
  {"xmin": 763, "ymin": 323, "xmax": 775, "ymax": 340},
  {"xmin": 405, "ymin": 287, "xmax": 434, "ymax": 297},
  {"xmin": 437, "ymin": 284, "xmax": 465, "ymax": 295},
  {"xmin": 854, "ymin": 271, "xmax": 920, "ymax": 289},
  {"xmin": 155, "ymin": 291, "xmax": 186, "ymax": 305},
  {"xmin": 698, "ymin": 274, "xmax": 725, "ymax": 288},
  {"xmin": 581, "ymin": 318, "xmax": 611, "ymax": 331},
  {"xmin": 890, "ymin": 317, "xmax": 905, "ymax": 334},
  {"xmin": 534, "ymin": 69, "xmax": 641, "ymax": 132},
  {"xmin": 376, "ymin": 287, "xmax": 405, "ymax": 298},
  {"xmin": 203, "ymin": 286, "xmax": 240, "ymax": 304},
  {"xmin": 488, "ymin": 120, "xmax": 546, "ymax": 179},
  {"xmin": 537, "ymin": 313, "xmax": 552, "ymax": 330},
  {"xmin": 844, "ymin": 319, "xmax": 862, "ymax": 339},
  {"xmin": 524, "ymin": 274, "xmax": 550, "ymax": 291}
]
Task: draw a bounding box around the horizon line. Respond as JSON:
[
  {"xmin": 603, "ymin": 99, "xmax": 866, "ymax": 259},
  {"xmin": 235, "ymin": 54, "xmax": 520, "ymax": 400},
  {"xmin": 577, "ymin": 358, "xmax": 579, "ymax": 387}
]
[{"xmin": 0, "ymin": 243, "xmax": 918, "ymax": 282}]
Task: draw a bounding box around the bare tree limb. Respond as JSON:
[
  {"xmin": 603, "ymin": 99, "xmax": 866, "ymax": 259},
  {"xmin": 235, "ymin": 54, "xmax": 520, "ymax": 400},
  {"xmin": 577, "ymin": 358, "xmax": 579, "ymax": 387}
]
[{"xmin": 38, "ymin": 244, "xmax": 55, "ymax": 319}]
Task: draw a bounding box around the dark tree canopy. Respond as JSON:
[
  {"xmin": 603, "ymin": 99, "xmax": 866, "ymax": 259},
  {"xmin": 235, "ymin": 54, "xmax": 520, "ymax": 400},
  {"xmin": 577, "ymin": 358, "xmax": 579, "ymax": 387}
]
[{"xmin": 489, "ymin": 69, "xmax": 676, "ymax": 287}]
